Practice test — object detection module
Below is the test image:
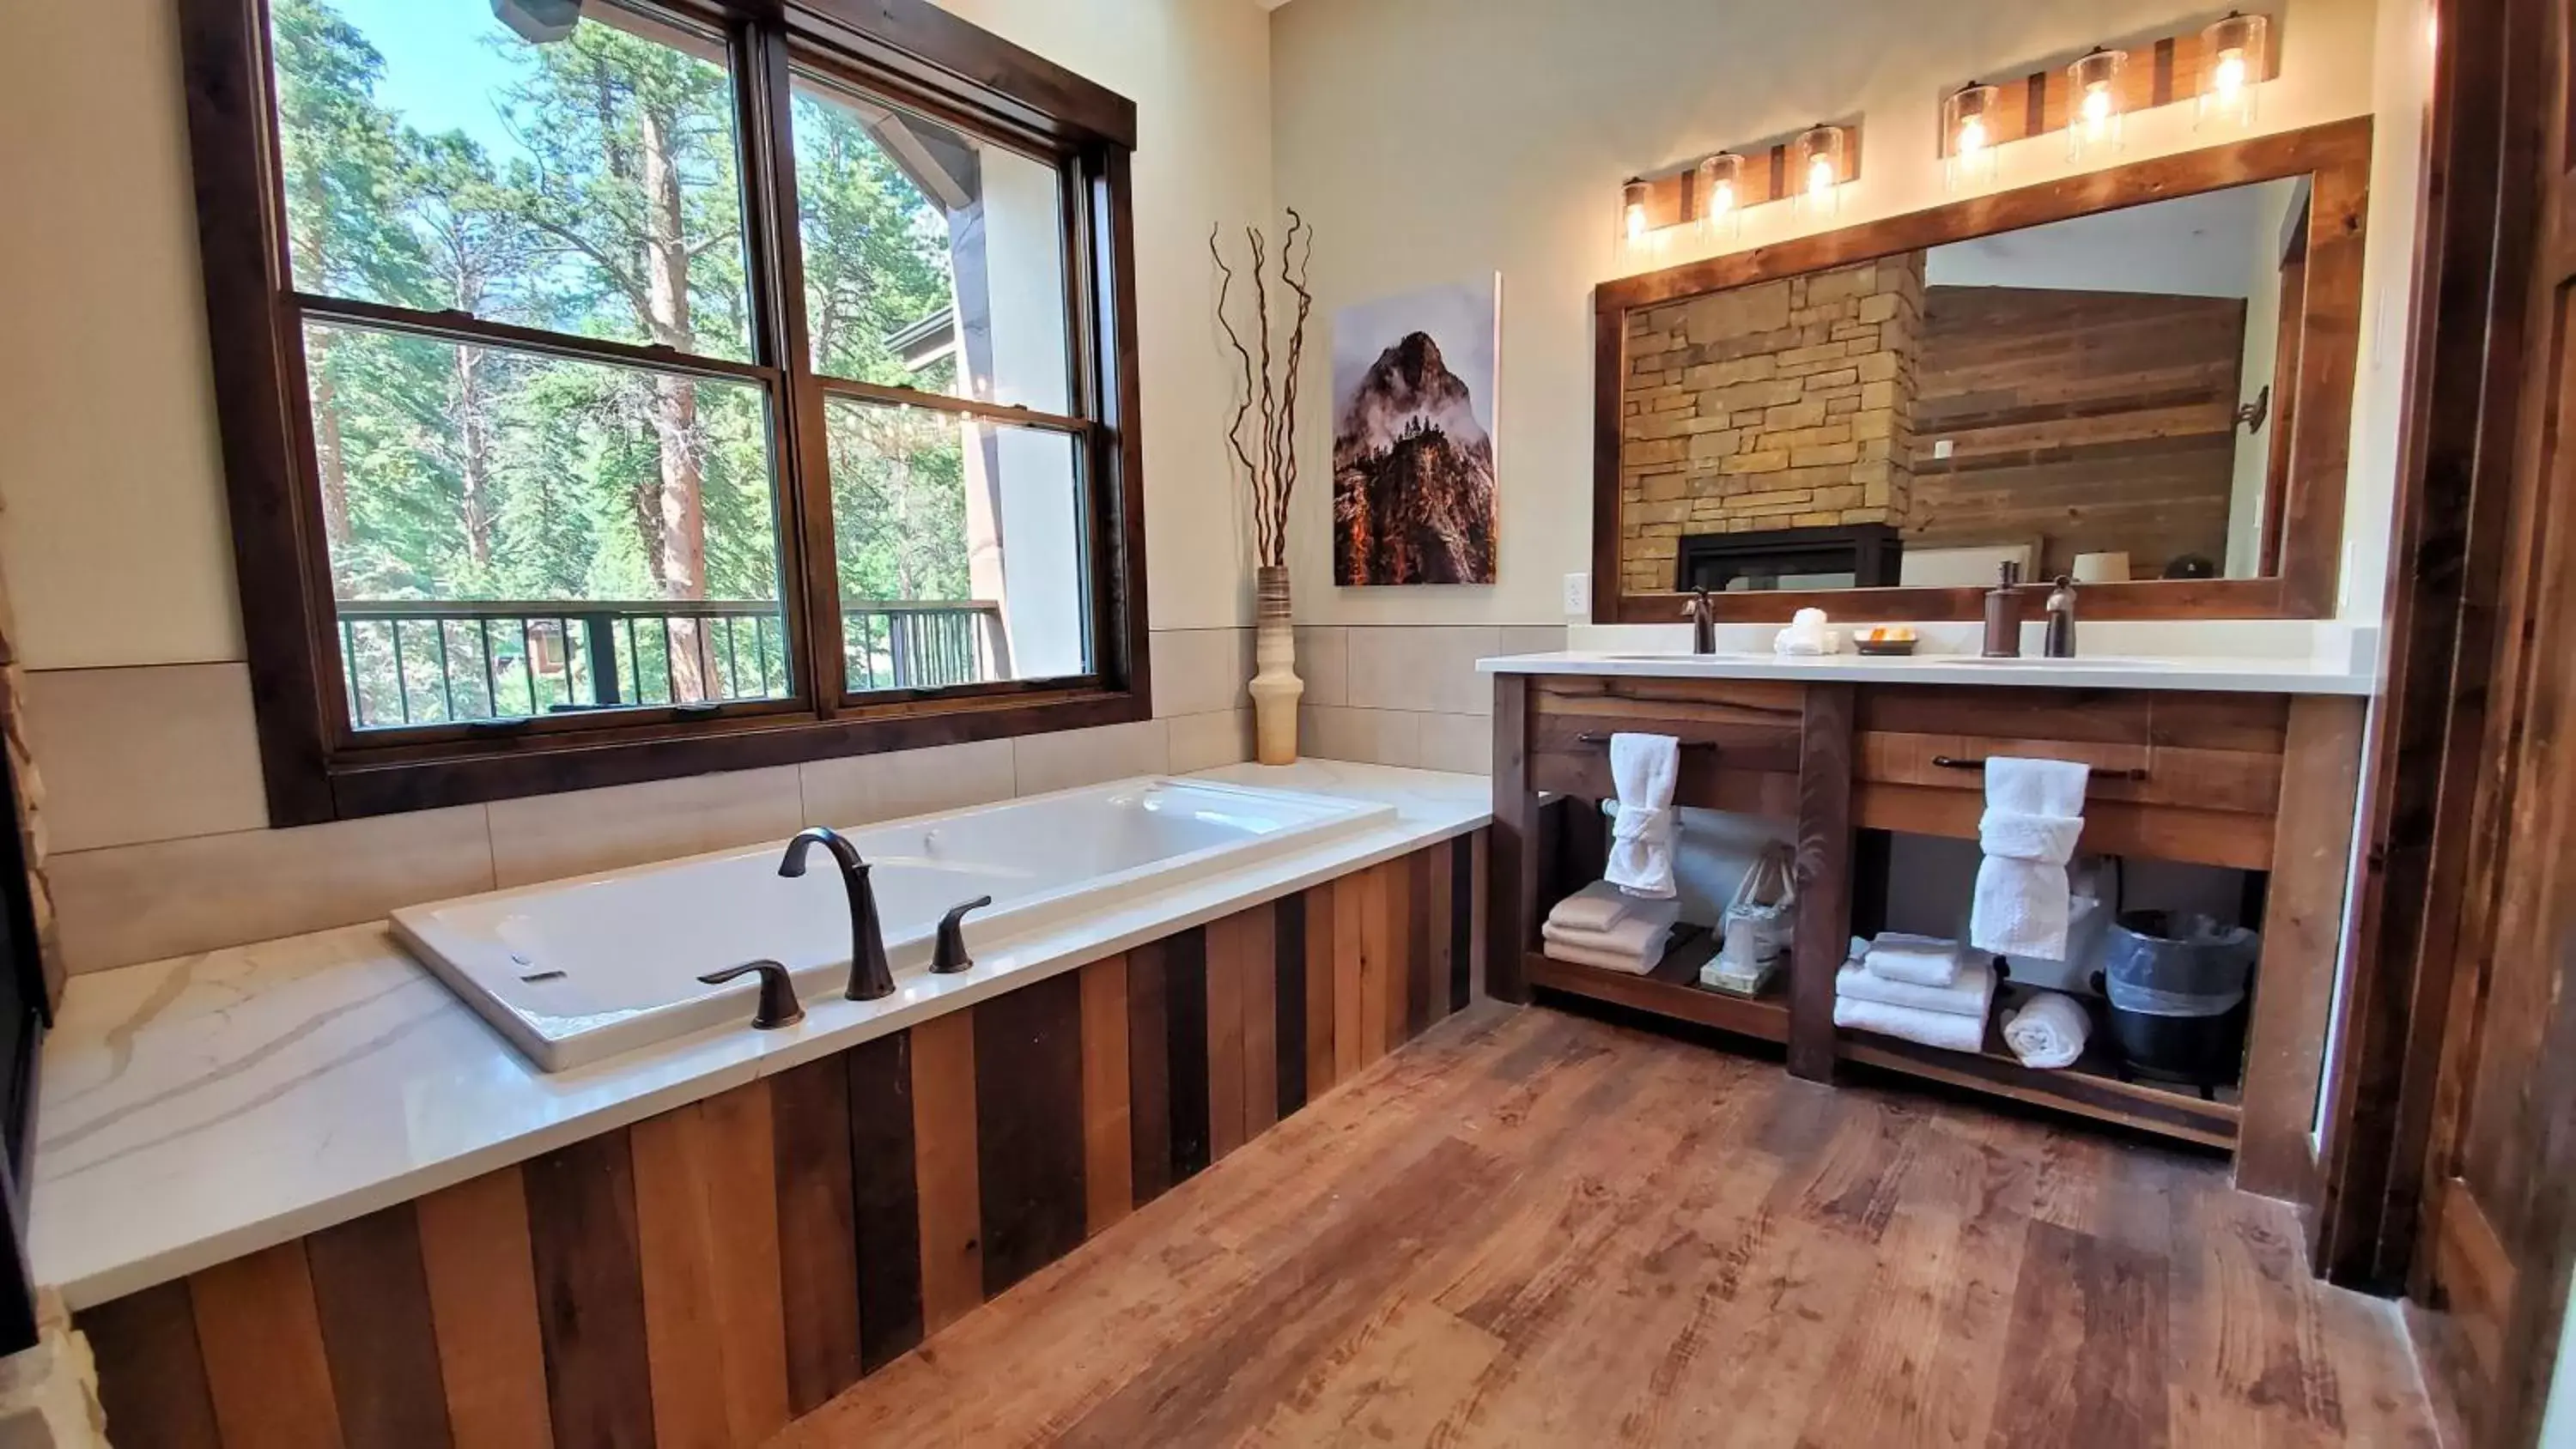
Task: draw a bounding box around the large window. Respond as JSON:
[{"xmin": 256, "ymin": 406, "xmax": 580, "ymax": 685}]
[{"xmin": 181, "ymin": 0, "xmax": 1147, "ymax": 821}]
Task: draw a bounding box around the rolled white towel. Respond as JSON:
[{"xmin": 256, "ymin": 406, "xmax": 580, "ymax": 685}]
[
  {"xmin": 1604, "ymin": 733, "xmax": 1680, "ymax": 899},
  {"xmin": 1546, "ymin": 882, "xmax": 1679, "ymax": 937},
  {"xmin": 1865, "ymin": 931, "xmax": 1963, "ymax": 988},
  {"xmin": 1836, "ymin": 958, "xmax": 1995, "ymax": 1019},
  {"xmin": 1833, "ymin": 995, "xmax": 1986, "ymax": 1053},
  {"xmin": 1971, "ymin": 757, "xmax": 2090, "ymax": 960},
  {"xmin": 2002, "ymin": 991, "xmax": 2092, "ymax": 1070}
]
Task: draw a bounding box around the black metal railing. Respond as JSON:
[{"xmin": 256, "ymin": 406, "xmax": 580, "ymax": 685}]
[{"xmin": 335, "ymin": 597, "xmax": 1004, "ymax": 728}]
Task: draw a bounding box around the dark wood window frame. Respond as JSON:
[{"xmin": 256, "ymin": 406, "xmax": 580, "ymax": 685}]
[
  {"xmin": 1590, "ymin": 117, "xmax": 2373, "ymax": 626},
  {"xmin": 178, "ymin": 0, "xmax": 1151, "ymax": 825}
]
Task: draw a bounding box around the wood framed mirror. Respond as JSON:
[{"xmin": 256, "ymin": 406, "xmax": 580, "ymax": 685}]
[{"xmin": 1593, "ymin": 116, "xmax": 2370, "ymax": 623}]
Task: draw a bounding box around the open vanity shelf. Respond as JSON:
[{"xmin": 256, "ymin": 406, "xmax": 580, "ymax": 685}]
[{"xmin": 1490, "ymin": 666, "xmax": 2363, "ymax": 1185}]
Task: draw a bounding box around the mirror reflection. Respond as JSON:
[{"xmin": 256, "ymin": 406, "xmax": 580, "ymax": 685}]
[{"xmin": 1617, "ymin": 177, "xmax": 2310, "ymax": 595}]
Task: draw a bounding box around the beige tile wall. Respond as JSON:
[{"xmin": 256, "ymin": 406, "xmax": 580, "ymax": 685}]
[
  {"xmin": 27, "ymin": 628, "xmax": 1261, "ymax": 976},
  {"xmin": 1296, "ymin": 623, "xmax": 1564, "ymax": 777}
]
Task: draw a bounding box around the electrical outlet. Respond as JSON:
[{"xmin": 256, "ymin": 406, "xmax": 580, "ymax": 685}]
[
  {"xmin": 1562, "ymin": 572, "xmax": 1591, "ymax": 615},
  {"xmin": 1932, "ymin": 438, "xmax": 1955, "ymax": 460}
]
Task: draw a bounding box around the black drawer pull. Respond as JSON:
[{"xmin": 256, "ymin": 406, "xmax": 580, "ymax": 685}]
[{"xmin": 1929, "ymin": 754, "xmax": 2148, "ymax": 782}]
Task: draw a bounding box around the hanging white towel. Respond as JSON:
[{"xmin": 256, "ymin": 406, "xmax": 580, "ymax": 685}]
[
  {"xmin": 1547, "ymin": 879, "xmax": 1671, "ymax": 936},
  {"xmin": 1863, "ymin": 931, "xmax": 1964, "ymax": 988},
  {"xmin": 1835, "ymin": 958, "xmax": 1995, "ymax": 1019},
  {"xmin": 2002, "ymin": 991, "xmax": 2092, "ymax": 1070},
  {"xmin": 1832, "ymin": 995, "xmax": 1987, "ymax": 1053},
  {"xmin": 1603, "ymin": 733, "xmax": 1680, "ymax": 899},
  {"xmin": 1541, "ymin": 935, "xmax": 1664, "ymax": 975},
  {"xmin": 1542, "ymin": 914, "xmax": 1677, "ymax": 964},
  {"xmin": 1969, "ymin": 757, "xmax": 2090, "ymax": 960}
]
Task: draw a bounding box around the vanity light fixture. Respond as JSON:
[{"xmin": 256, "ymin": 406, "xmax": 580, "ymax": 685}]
[
  {"xmin": 1619, "ymin": 177, "xmax": 1652, "ymax": 256},
  {"xmin": 1941, "ymin": 83, "xmax": 2001, "ymax": 190},
  {"xmin": 2198, "ymin": 10, "xmax": 2269, "ymax": 130},
  {"xmin": 2066, "ymin": 46, "xmax": 2129, "ymax": 160},
  {"xmin": 1695, "ymin": 152, "xmax": 1744, "ymax": 241},
  {"xmin": 1795, "ymin": 124, "xmax": 1849, "ymax": 216}
]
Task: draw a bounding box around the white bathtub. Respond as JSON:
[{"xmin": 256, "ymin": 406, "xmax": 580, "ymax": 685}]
[{"xmin": 392, "ymin": 778, "xmax": 1393, "ymax": 1071}]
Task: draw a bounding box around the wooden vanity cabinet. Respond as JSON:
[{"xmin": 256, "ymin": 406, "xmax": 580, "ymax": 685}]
[{"xmin": 1489, "ymin": 669, "xmax": 2366, "ymax": 1192}]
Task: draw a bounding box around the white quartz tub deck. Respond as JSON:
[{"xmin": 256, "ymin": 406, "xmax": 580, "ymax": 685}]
[
  {"xmin": 31, "ymin": 761, "xmax": 1488, "ymax": 1310},
  {"xmin": 398, "ymin": 778, "xmax": 1393, "ymax": 1071}
]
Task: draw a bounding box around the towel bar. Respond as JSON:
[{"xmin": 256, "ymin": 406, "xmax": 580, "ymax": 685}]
[
  {"xmin": 1929, "ymin": 754, "xmax": 2148, "ymax": 782},
  {"xmin": 1574, "ymin": 731, "xmax": 1719, "ymax": 748}
]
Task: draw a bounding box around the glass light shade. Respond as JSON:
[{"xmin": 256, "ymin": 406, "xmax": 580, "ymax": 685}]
[
  {"xmin": 1694, "ymin": 153, "xmax": 1744, "ymax": 241},
  {"xmin": 1942, "ymin": 83, "xmax": 2000, "ymax": 191},
  {"xmin": 1795, "ymin": 124, "xmax": 1847, "ymax": 217},
  {"xmin": 1619, "ymin": 177, "xmax": 1652, "ymax": 252},
  {"xmin": 2198, "ymin": 11, "xmax": 2269, "ymax": 130},
  {"xmin": 2067, "ymin": 47, "xmax": 2129, "ymax": 161}
]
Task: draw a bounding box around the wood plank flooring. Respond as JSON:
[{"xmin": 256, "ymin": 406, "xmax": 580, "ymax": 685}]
[{"xmin": 771, "ymin": 1004, "xmax": 2436, "ymax": 1448}]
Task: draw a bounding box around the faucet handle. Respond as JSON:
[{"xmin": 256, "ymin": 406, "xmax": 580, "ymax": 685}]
[
  {"xmin": 698, "ymin": 959, "xmax": 805, "ymax": 1030},
  {"xmin": 931, "ymin": 895, "xmax": 994, "ymax": 974}
]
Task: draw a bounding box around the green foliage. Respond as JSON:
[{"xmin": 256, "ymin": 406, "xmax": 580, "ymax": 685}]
[{"xmin": 270, "ymin": 0, "xmax": 975, "ymax": 681}]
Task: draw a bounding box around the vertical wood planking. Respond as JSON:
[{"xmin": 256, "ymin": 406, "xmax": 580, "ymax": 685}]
[
  {"xmin": 630, "ymin": 1083, "xmax": 792, "ymax": 1447},
  {"xmin": 1306, "ymin": 878, "xmax": 1340, "ymax": 1097},
  {"xmin": 523, "ymin": 1130, "xmax": 655, "ymax": 1449},
  {"xmin": 1164, "ymin": 926, "xmax": 1213, "ymax": 1185},
  {"xmin": 189, "ymin": 1242, "xmax": 343, "ymax": 1449},
  {"xmin": 1204, "ymin": 910, "xmax": 1249, "ymax": 1162},
  {"xmin": 1274, "ymin": 892, "xmax": 1309, "ymax": 1120},
  {"xmin": 80, "ymin": 1282, "xmax": 222, "ymax": 1449},
  {"xmin": 911, "ymin": 1008, "xmax": 983, "ymax": 1337},
  {"xmin": 1490, "ymin": 673, "xmax": 1537, "ymax": 1003},
  {"xmin": 1410, "ymin": 846, "xmax": 1440, "ymax": 1037},
  {"xmin": 1127, "ymin": 937, "xmax": 1175, "ymax": 1206},
  {"xmin": 1240, "ymin": 904, "xmax": 1280, "ymax": 1138},
  {"xmin": 1359, "ymin": 860, "xmax": 1395, "ymax": 1064},
  {"xmin": 769, "ymin": 1055, "xmax": 862, "ymax": 1411},
  {"xmin": 1079, "ymin": 954, "xmax": 1134, "ymax": 1235},
  {"xmin": 975, "ymin": 968, "xmax": 1090, "ymax": 1297},
  {"xmin": 1333, "ymin": 874, "xmax": 1366, "ymax": 1082},
  {"xmin": 1449, "ymin": 832, "xmax": 1476, "ymax": 1012},
  {"xmin": 1468, "ymin": 828, "xmax": 1492, "ymax": 1004},
  {"xmin": 305, "ymin": 1204, "xmax": 454, "ymax": 1449},
  {"xmin": 413, "ymin": 1168, "xmax": 554, "ymax": 1449},
  {"xmin": 1791, "ymin": 684, "xmax": 1856, "ymax": 1081},
  {"xmin": 845, "ymin": 1032, "xmax": 925, "ymax": 1374}
]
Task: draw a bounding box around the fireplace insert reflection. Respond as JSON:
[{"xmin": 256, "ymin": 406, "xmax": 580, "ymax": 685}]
[{"xmin": 1674, "ymin": 523, "xmax": 1902, "ymax": 592}]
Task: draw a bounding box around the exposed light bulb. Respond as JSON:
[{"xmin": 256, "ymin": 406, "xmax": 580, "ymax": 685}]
[
  {"xmin": 1955, "ymin": 116, "xmax": 1988, "ymax": 155},
  {"xmin": 2213, "ymin": 47, "xmax": 2247, "ymax": 101},
  {"xmin": 1625, "ymin": 201, "xmax": 1649, "ymax": 241},
  {"xmin": 1807, "ymin": 156, "xmax": 1834, "ymax": 197},
  {"xmin": 1709, "ymin": 180, "xmax": 1735, "ymax": 216},
  {"xmin": 2081, "ymin": 84, "xmax": 2114, "ymax": 132}
]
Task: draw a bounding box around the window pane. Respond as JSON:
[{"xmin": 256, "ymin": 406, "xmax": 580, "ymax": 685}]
[
  {"xmin": 823, "ymin": 398, "xmax": 1090, "ymax": 691},
  {"xmin": 793, "ymin": 74, "xmax": 1072, "ymax": 413},
  {"xmin": 270, "ymin": 0, "xmax": 755, "ymax": 361},
  {"xmin": 306, "ymin": 320, "xmax": 789, "ymax": 728}
]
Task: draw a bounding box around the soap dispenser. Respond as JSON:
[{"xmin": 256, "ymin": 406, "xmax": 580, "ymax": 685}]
[{"xmin": 1982, "ymin": 561, "xmax": 2024, "ymax": 658}]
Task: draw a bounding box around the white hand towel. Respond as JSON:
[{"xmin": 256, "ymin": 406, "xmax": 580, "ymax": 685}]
[
  {"xmin": 1603, "ymin": 733, "xmax": 1680, "ymax": 899},
  {"xmin": 2002, "ymin": 991, "xmax": 2092, "ymax": 1070},
  {"xmin": 1833, "ymin": 995, "xmax": 1987, "ymax": 1053},
  {"xmin": 1542, "ymin": 916, "xmax": 1676, "ymax": 963},
  {"xmin": 1542, "ymin": 936, "xmax": 1663, "ymax": 975},
  {"xmin": 1546, "ymin": 880, "xmax": 1675, "ymax": 936},
  {"xmin": 1970, "ymin": 757, "xmax": 2090, "ymax": 960},
  {"xmin": 1835, "ymin": 959, "xmax": 1995, "ymax": 1019},
  {"xmin": 1864, "ymin": 932, "xmax": 1963, "ymax": 988}
]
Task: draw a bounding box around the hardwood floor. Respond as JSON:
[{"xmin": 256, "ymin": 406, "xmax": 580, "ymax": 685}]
[{"xmin": 772, "ymin": 1003, "xmax": 2436, "ymax": 1447}]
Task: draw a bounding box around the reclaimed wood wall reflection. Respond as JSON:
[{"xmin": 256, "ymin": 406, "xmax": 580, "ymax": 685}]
[{"xmin": 75, "ymin": 835, "xmax": 1485, "ymax": 1449}]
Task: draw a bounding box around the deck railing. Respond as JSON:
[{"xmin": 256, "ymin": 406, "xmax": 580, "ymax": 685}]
[{"xmin": 335, "ymin": 597, "xmax": 1005, "ymax": 728}]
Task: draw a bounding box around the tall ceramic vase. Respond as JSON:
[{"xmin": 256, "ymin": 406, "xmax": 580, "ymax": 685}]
[{"xmin": 1249, "ymin": 565, "xmax": 1303, "ymax": 765}]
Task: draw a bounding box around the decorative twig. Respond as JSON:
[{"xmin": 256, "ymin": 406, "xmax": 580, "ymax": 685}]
[{"xmin": 1211, "ymin": 211, "xmax": 1316, "ymax": 569}]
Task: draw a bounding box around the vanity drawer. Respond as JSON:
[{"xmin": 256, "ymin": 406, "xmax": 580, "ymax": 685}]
[{"xmin": 1523, "ymin": 674, "xmax": 1802, "ymax": 817}]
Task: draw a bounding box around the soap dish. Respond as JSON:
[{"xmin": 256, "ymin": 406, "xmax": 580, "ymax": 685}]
[{"xmin": 1854, "ymin": 638, "xmax": 1917, "ymax": 657}]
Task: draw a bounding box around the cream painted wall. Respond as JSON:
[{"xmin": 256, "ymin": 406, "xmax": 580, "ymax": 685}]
[
  {"xmin": 1270, "ymin": 0, "xmax": 2401, "ymax": 626},
  {"xmin": 0, "ymin": 0, "xmax": 1272, "ymax": 676}
]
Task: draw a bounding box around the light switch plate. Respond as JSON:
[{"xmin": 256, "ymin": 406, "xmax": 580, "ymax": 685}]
[
  {"xmin": 1932, "ymin": 438, "xmax": 1955, "ymax": 460},
  {"xmin": 1562, "ymin": 572, "xmax": 1591, "ymax": 615}
]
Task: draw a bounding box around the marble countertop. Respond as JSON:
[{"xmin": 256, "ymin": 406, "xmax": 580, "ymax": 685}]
[
  {"xmin": 31, "ymin": 760, "xmax": 1489, "ymax": 1310},
  {"xmin": 1477, "ymin": 648, "xmax": 2376, "ymax": 695}
]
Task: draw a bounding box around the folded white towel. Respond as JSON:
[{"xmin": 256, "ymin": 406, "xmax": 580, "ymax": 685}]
[
  {"xmin": 1970, "ymin": 757, "xmax": 2090, "ymax": 960},
  {"xmin": 1541, "ymin": 936, "xmax": 1662, "ymax": 975},
  {"xmin": 2002, "ymin": 991, "xmax": 2092, "ymax": 1070},
  {"xmin": 1542, "ymin": 916, "xmax": 1675, "ymax": 963},
  {"xmin": 1834, "ymin": 995, "xmax": 1987, "ymax": 1053},
  {"xmin": 1546, "ymin": 880, "xmax": 1677, "ymax": 937},
  {"xmin": 1604, "ymin": 733, "xmax": 1680, "ymax": 899},
  {"xmin": 1835, "ymin": 959, "xmax": 1995, "ymax": 1019},
  {"xmin": 1864, "ymin": 931, "xmax": 1963, "ymax": 988}
]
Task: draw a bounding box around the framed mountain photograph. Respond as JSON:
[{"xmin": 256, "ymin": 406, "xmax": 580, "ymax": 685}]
[{"xmin": 1330, "ymin": 276, "xmax": 1500, "ymax": 585}]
